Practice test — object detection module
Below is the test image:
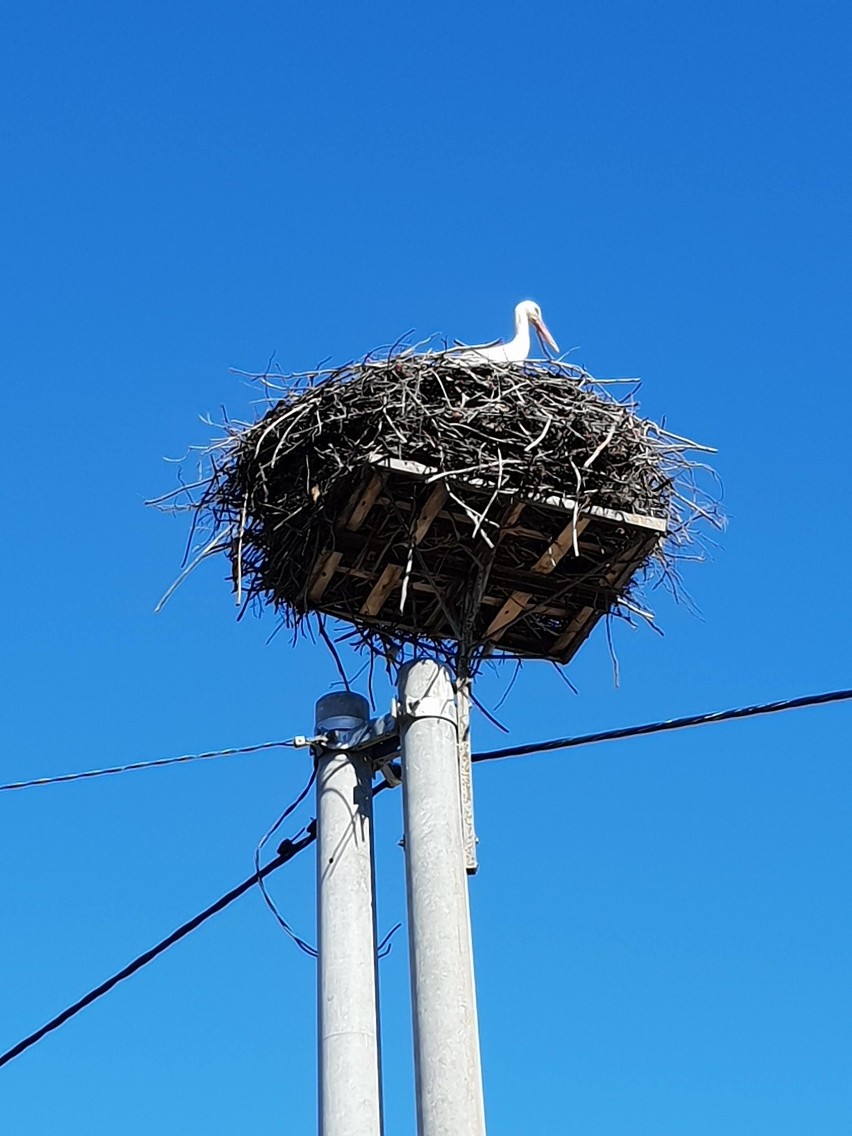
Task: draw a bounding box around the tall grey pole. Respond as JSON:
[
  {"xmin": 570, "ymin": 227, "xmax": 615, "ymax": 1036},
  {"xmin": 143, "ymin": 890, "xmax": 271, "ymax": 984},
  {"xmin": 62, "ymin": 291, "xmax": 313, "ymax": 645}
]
[
  {"xmin": 315, "ymin": 692, "xmax": 384, "ymax": 1136},
  {"xmin": 398, "ymin": 659, "xmax": 487, "ymax": 1136}
]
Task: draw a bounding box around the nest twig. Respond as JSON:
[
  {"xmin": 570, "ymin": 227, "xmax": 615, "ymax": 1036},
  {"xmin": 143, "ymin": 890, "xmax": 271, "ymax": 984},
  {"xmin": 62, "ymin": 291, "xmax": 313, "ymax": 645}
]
[{"xmin": 150, "ymin": 345, "xmax": 723, "ymax": 679}]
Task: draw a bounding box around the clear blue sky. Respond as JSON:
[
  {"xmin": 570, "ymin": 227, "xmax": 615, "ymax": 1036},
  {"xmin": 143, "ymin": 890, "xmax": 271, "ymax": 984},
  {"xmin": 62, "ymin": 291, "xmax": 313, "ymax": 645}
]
[{"xmin": 2, "ymin": 0, "xmax": 850, "ymax": 1132}]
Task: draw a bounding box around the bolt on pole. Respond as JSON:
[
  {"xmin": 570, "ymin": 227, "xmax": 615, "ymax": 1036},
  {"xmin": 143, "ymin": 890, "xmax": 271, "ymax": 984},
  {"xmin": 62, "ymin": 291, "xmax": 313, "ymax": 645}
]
[
  {"xmin": 398, "ymin": 659, "xmax": 487, "ymax": 1136},
  {"xmin": 315, "ymin": 692, "xmax": 384, "ymax": 1136}
]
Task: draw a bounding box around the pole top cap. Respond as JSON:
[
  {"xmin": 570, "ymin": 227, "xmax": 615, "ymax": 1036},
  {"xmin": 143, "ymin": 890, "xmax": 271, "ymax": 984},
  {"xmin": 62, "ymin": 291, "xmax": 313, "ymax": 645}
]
[{"xmin": 315, "ymin": 691, "xmax": 370, "ymax": 734}]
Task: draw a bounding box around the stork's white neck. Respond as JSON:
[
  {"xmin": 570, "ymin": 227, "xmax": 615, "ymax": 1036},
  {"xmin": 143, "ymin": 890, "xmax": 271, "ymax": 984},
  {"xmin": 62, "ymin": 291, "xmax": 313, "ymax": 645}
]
[{"xmin": 512, "ymin": 304, "xmax": 532, "ymax": 355}]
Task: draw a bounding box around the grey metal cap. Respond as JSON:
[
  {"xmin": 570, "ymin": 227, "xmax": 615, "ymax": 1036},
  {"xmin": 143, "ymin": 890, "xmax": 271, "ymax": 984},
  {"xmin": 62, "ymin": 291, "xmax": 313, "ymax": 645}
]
[{"xmin": 315, "ymin": 691, "xmax": 370, "ymax": 735}]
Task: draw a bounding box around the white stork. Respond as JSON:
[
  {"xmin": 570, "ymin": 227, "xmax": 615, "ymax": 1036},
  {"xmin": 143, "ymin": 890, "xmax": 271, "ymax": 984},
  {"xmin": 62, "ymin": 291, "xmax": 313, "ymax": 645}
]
[{"xmin": 458, "ymin": 300, "xmax": 559, "ymax": 363}]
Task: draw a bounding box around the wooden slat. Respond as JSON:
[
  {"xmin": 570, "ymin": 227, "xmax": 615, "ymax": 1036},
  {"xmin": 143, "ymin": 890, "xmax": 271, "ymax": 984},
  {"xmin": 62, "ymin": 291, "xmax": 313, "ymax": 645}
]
[
  {"xmin": 485, "ymin": 593, "xmax": 529, "ymax": 637},
  {"xmin": 498, "ymin": 524, "xmax": 550, "ymax": 541},
  {"xmin": 313, "ymin": 456, "xmax": 663, "ymax": 663},
  {"xmin": 307, "ymin": 550, "xmax": 343, "ymax": 602},
  {"xmin": 531, "ymin": 516, "xmax": 591, "ymax": 573},
  {"xmin": 413, "ymin": 483, "xmax": 449, "ymax": 544},
  {"xmin": 534, "ymin": 494, "xmax": 666, "ymax": 535},
  {"xmin": 360, "ymin": 562, "xmax": 404, "ymax": 616},
  {"xmin": 500, "ymin": 500, "xmax": 526, "ymax": 530},
  {"xmin": 331, "ymin": 527, "xmax": 617, "ymax": 605},
  {"xmin": 341, "ymin": 471, "xmax": 386, "ymax": 531},
  {"xmin": 550, "ymin": 606, "xmax": 595, "ymax": 656},
  {"xmin": 487, "ymin": 517, "xmax": 592, "ymax": 641},
  {"xmin": 368, "ymin": 454, "xmax": 667, "ymax": 534},
  {"xmin": 401, "ymin": 583, "xmax": 571, "ymax": 622},
  {"xmin": 481, "ymin": 592, "xmax": 568, "ymax": 618},
  {"xmin": 330, "ymin": 564, "xmax": 372, "ymax": 581},
  {"xmin": 551, "ymin": 534, "xmax": 657, "ymax": 661}
]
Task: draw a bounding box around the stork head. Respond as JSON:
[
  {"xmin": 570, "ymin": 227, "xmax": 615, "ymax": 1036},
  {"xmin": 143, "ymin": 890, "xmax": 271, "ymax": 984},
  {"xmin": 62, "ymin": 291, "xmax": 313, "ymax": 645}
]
[{"xmin": 515, "ymin": 300, "xmax": 559, "ymax": 354}]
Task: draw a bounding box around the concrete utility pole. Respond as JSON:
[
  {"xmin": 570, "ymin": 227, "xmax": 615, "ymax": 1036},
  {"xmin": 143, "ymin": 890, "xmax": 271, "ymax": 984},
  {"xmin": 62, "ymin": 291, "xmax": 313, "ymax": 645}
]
[
  {"xmin": 315, "ymin": 692, "xmax": 384, "ymax": 1136},
  {"xmin": 398, "ymin": 659, "xmax": 487, "ymax": 1136}
]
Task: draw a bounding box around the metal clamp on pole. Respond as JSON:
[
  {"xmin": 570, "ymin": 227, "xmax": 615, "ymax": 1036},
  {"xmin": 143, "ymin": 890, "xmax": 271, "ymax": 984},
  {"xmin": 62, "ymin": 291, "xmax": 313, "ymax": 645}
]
[
  {"xmin": 323, "ymin": 711, "xmax": 398, "ymax": 753},
  {"xmin": 455, "ymin": 678, "xmax": 479, "ymax": 875},
  {"xmin": 397, "ymin": 690, "xmax": 458, "ymax": 728}
]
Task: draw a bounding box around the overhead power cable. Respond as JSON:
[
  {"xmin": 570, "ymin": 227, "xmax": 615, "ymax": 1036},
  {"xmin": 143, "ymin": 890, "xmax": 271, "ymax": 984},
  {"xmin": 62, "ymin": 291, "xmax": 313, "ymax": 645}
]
[
  {"xmin": 6, "ymin": 688, "xmax": 849, "ymax": 795},
  {"xmin": 0, "ymin": 782, "xmax": 394, "ymax": 1071},
  {"xmin": 472, "ymin": 688, "xmax": 852, "ymax": 764},
  {"xmin": 0, "ymin": 740, "xmax": 301, "ymax": 793},
  {"xmin": 0, "ymin": 827, "xmax": 316, "ymax": 1070},
  {"xmin": 2, "ymin": 689, "xmax": 848, "ymax": 1066}
]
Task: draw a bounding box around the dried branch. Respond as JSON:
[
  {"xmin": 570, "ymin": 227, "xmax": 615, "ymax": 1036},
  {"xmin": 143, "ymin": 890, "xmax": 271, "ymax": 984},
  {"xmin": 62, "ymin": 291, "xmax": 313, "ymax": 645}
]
[{"xmin": 151, "ymin": 344, "xmax": 723, "ymax": 679}]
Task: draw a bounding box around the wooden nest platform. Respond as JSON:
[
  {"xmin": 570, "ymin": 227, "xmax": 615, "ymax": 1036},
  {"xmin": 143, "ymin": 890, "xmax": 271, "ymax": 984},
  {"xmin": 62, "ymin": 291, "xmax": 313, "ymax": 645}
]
[
  {"xmin": 154, "ymin": 351, "xmax": 721, "ymax": 675},
  {"xmin": 307, "ymin": 454, "xmax": 664, "ymax": 665}
]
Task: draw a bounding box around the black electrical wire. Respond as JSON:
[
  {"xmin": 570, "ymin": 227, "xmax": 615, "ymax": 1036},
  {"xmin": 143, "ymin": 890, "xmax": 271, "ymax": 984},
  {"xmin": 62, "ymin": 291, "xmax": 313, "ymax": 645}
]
[
  {"xmin": 376, "ymin": 921, "xmax": 403, "ymax": 958},
  {"xmin": 3, "ymin": 689, "xmax": 849, "ymax": 1069},
  {"xmin": 7, "ymin": 689, "xmax": 850, "ymax": 793},
  {"xmin": 0, "ymin": 781, "xmax": 395, "ymax": 1071},
  {"xmin": 255, "ymin": 772, "xmax": 401, "ymax": 960},
  {"xmin": 0, "ymin": 827, "xmax": 316, "ymax": 1070},
  {"xmin": 0, "ymin": 740, "xmax": 302, "ymax": 793},
  {"xmin": 471, "ymin": 688, "xmax": 852, "ymax": 764},
  {"xmin": 254, "ymin": 765, "xmax": 320, "ymax": 957}
]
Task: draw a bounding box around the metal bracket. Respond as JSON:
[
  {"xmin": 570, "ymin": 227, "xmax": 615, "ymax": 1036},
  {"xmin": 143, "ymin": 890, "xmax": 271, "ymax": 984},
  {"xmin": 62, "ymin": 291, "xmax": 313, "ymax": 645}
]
[
  {"xmin": 455, "ymin": 679, "xmax": 479, "ymax": 875},
  {"xmin": 324, "ymin": 711, "xmax": 397, "ymax": 751},
  {"xmin": 396, "ymin": 694, "xmax": 458, "ymax": 727},
  {"xmin": 379, "ymin": 761, "xmax": 402, "ymax": 788},
  {"xmin": 292, "ymin": 734, "xmax": 326, "ymax": 749},
  {"xmin": 322, "ymin": 712, "xmax": 401, "ymax": 772}
]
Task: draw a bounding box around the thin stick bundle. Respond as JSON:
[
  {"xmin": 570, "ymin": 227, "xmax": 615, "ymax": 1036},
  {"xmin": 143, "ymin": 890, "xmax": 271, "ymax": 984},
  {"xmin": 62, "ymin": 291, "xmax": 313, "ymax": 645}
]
[{"xmin": 151, "ymin": 347, "xmax": 721, "ymax": 676}]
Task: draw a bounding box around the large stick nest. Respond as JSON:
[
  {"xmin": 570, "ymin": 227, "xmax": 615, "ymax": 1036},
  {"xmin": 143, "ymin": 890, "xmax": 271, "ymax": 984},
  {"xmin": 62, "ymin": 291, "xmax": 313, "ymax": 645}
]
[{"xmin": 152, "ymin": 348, "xmax": 722, "ymax": 678}]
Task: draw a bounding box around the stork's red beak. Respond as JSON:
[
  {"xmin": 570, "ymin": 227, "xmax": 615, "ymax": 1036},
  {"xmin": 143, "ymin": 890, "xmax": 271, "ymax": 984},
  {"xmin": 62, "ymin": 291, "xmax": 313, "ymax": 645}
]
[{"xmin": 533, "ymin": 316, "xmax": 559, "ymax": 354}]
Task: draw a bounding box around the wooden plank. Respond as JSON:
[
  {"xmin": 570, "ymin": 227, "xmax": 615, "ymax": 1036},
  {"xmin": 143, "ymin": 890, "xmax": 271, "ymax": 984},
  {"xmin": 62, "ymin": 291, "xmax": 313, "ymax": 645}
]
[
  {"xmin": 405, "ymin": 583, "xmax": 572, "ymax": 623},
  {"xmin": 340, "ymin": 471, "xmax": 386, "ymax": 531},
  {"xmin": 330, "ymin": 527, "xmax": 621, "ymax": 606},
  {"xmin": 307, "ymin": 550, "xmax": 343, "ymax": 602},
  {"xmin": 531, "ymin": 516, "xmax": 591, "ymax": 573},
  {"xmin": 486, "ymin": 592, "xmax": 531, "ymax": 637},
  {"xmin": 368, "ymin": 454, "xmax": 667, "ymax": 534},
  {"xmin": 534, "ymin": 493, "xmax": 666, "ymax": 534},
  {"xmin": 500, "ymin": 500, "xmax": 526, "ymax": 530},
  {"xmin": 550, "ymin": 534, "xmax": 657, "ymax": 661},
  {"xmin": 498, "ymin": 523, "xmax": 549, "ymax": 541},
  {"xmin": 332, "ymin": 564, "xmax": 373, "ymax": 581},
  {"xmin": 482, "ymin": 593, "xmax": 570, "ymax": 619},
  {"xmin": 368, "ymin": 453, "xmax": 432, "ymax": 478},
  {"xmin": 360, "ymin": 562, "xmax": 404, "ymax": 616},
  {"xmin": 413, "ymin": 483, "xmax": 449, "ymax": 544},
  {"xmin": 551, "ymin": 606, "xmax": 596, "ymax": 657},
  {"xmin": 501, "ymin": 533, "xmax": 655, "ymax": 657},
  {"xmin": 487, "ymin": 516, "xmax": 592, "ymax": 641}
]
